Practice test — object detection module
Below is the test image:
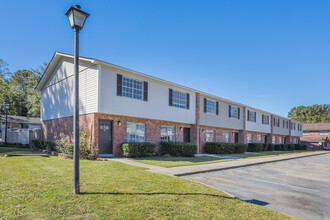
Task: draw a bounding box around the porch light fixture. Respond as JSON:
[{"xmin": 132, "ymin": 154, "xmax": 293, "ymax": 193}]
[
  {"xmin": 118, "ymin": 121, "xmax": 122, "ymax": 127},
  {"xmin": 65, "ymin": 4, "xmax": 90, "ymax": 195},
  {"xmin": 180, "ymin": 127, "xmax": 183, "ymax": 131}
]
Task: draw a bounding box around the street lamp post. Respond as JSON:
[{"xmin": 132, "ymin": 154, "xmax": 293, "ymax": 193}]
[
  {"xmin": 65, "ymin": 5, "xmax": 90, "ymax": 194},
  {"xmin": 4, "ymin": 104, "xmax": 9, "ymax": 144}
]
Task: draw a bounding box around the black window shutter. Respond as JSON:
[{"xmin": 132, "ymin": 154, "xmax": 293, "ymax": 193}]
[
  {"xmin": 204, "ymin": 98, "xmax": 207, "ymax": 113},
  {"xmin": 143, "ymin": 81, "xmax": 148, "ymax": 101},
  {"xmin": 238, "ymin": 107, "xmax": 240, "ymax": 119},
  {"xmin": 169, "ymin": 89, "xmax": 173, "ymax": 106},
  {"xmin": 216, "ymin": 101, "xmax": 219, "ymax": 115},
  {"xmin": 229, "ymin": 105, "xmax": 231, "ymax": 117},
  {"xmin": 186, "ymin": 93, "xmax": 190, "ymax": 109},
  {"xmin": 247, "ymin": 110, "xmax": 250, "ymax": 121},
  {"xmin": 117, "ymin": 74, "xmax": 122, "ymax": 96},
  {"xmin": 254, "ymin": 112, "xmax": 256, "ymax": 122}
]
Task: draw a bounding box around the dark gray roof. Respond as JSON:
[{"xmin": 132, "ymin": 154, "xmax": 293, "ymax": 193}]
[{"xmin": 0, "ymin": 115, "xmax": 41, "ymax": 124}]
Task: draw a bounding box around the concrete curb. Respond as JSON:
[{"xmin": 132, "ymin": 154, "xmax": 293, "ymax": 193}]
[{"xmin": 175, "ymin": 151, "xmax": 329, "ymax": 177}]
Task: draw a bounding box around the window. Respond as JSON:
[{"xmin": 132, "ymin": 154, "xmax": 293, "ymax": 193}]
[
  {"xmin": 257, "ymin": 135, "xmax": 262, "ymax": 143},
  {"xmin": 274, "ymin": 118, "xmax": 280, "ymax": 127},
  {"xmin": 279, "ymin": 137, "xmax": 283, "ymax": 144},
  {"xmin": 206, "ymin": 130, "xmax": 215, "ymax": 142},
  {"xmin": 160, "ymin": 126, "xmax": 175, "ymax": 142},
  {"xmin": 297, "ymin": 124, "xmax": 303, "ymax": 131},
  {"xmin": 205, "ymin": 98, "xmax": 217, "ymax": 115},
  {"xmin": 171, "ymin": 89, "xmax": 187, "ymax": 109},
  {"xmin": 122, "ymin": 76, "xmax": 143, "ymax": 100},
  {"xmin": 291, "ymin": 123, "xmax": 296, "ymax": 130},
  {"xmin": 272, "ymin": 136, "xmax": 276, "ymax": 144},
  {"xmin": 222, "ymin": 132, "xmax": 230, "ymax": 143},
  {"xmin": 229, "ymin": 105, "xmax": 240, "ymax": 119},
  {"xmin": 283, "ymin": 120, "xmax": 289, "ymax": 129},
  {"xmin": 247, "ymin": 134, "xmax": 252, "ymax": 143},
  {"xmin": 247, "ymin": 110, "xmax": 256, "ymax": 122},
  {"xmin": 127, "ymin": 122, "xmax": 145, "ymax": 143},
  {"xmin": 303, "ymin": 131, "xmax": 309, "ymax": 135},
  {"xmin": 319, "ymin": 131, "xmax": 329, "ymax": 135},
  {"xmin": 262, "ymin": 114, "xmax": 269, "ymax": 125}
]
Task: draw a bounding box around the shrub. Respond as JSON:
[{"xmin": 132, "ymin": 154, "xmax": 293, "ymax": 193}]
[
  {"xmin": 287, "ymin": 144, "xmax": 295, "ymax": 151},
  {"xmin": 234, "ymin": 143, "xmax": 247, "ymax": 154},
  {"xmin": 43, "ymin": 140, "xmax": 56, "ymax": 151},
  {"xmin": 120, "ymin": 142, "xmax": 156, "ymax": 158},
  {"xmin": 31, "ymin": 139, "xmax": 42, "ymax": 149},
  {"xmin": 295, "ymin": 144, "xmax": 307, "ymax": 150},
  {"xmin": 160, "ymin": 142, "xmax": 197, "ymax": 157},
  {"xmin": 204, "ymin": 142, "xmax": 237, "ymax": 154},
  {"xmin": 266, "ymin": 143, "xmax": 274, "ymax": 151},
  {"xmin": 55, "ymin": 133, "xmax": 73, "ymax": 155},
  {"xmin": 247, "ymin": 143, "xmax": 264, "ymax": 152}
]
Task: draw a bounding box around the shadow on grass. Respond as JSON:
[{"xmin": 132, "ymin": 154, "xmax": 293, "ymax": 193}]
[
  {"xmin": 0, "ymin": 146, "xmax": 33, "ymax": 155},
  {"xmin": 81, "ymin": 191, "xmax": 234, "ymax": 199}
]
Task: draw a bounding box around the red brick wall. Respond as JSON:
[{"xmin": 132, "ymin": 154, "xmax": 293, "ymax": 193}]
[{"xmin": 42, "ymin": 113, "xmax": 193, "ymax": 157}]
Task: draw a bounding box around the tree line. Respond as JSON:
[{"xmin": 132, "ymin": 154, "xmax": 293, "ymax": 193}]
[
  {"xmin": 288, "ymin": 104, "xmax": 330, "ymax": 123},
  {"xmin": 0, "ymin": 59, "xmax": 47, "ymax": 117}
]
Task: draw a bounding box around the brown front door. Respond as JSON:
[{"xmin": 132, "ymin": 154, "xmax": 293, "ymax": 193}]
[{"xmin": 98, "ymin": 119, "xmax": 113, "ymax": 154}]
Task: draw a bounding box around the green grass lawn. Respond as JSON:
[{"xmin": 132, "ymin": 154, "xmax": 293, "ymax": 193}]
[
  {"xmin": 132, "ymin": 150, "xmax": 311, "ymax": 168},
  {"xmin": 0, "ymin": 147, "xmax": 289, "ymax": 219}
]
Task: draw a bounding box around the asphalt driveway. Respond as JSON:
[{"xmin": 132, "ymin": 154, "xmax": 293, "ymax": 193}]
[{"xmin": 182, "ymin": 153, "xmax": 330, "ymax": 219}]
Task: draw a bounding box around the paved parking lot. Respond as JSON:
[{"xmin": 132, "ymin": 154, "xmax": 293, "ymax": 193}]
[{"xmin": 182, "ymin": 153, "xmax": 330, "ymax": 219}]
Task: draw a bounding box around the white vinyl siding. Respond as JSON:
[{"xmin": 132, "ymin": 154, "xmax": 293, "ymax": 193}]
[{"xmin": 41, "ymin": 57, "xmax": 98, "ymax": 121}]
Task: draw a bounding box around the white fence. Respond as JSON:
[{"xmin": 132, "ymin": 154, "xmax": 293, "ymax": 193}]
[{"xmin": 1, "ymin": 129, "xmax": 41, "ymax": 145}]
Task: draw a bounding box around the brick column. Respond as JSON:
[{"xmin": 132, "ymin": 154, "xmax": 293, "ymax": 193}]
[
  {"xmin": 267, "ymin": 115, "xmax": 274, "ymax": 143},
  {"xmin": 287, "ymin": 120, "xmax": 292, "ymax": 144},
  {"xmin": 238, "ymin": 106, "xmax": 247, "ymax": 144},
  {"xmin": 191, "ymin": 93, "xmax": 201, "ymax": 153}
]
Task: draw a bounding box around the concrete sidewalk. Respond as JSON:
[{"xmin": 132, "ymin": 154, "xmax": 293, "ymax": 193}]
[{"xmin": 148, "ymin": 151, "xmax": 329, "ymax": 176}]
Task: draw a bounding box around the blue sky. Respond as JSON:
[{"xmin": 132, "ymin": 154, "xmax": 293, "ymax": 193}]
[{"xmin": 1, "ymin": 0, "xmax": 329, "ymax": 117}]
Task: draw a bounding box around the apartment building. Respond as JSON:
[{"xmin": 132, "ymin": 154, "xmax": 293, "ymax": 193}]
[
  {"xmin": 35, "ymin": 52, "xmax": 303, "ymax": 157},
  {"xmin": 301, "ymin": 123, "xmax": 330, "ymax": 150}
]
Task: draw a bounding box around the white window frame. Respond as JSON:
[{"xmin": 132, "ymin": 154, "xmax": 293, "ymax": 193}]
[
  {"xmin": 127, "ymin": 122, "xmax": 145, "ymax": 143},
  {"xmin": 257, "ymin": 135, "xmax": 262, "ymax": 143},
  {"xmin": 230, "ymin": 106, "xmax": 239, "ymax": 119},
  {"xmin": 248, "ymin": 110, "xmax": 256, "ymax": 122},
  {"xmin": 172, "ymin": 90, "xmax": 187, "ymax": 109},
  {"xmin": 247, "ymin": 134, "xmax": 252, "ymax": 143},
  {"xmin": 303, "ymin": 131, "xmax": 309, "ymax": 135},
  {"xmin": 206, "ymin": 99, "xmax": 216, "ymax": 115},
  {"xmin": 205, "ymin": 130, "xmax": 215, "ymax": 142},
  {"xmin": 160, "ymin": 126, "xmax": 175, "ymax": 142},
  {"xmin": 262, "ymin": 114, "xmax": 269, "ymax": 125},
  {"xmin": 122, "ymin": 76, "xmax": 143, "ymax": 100},
  {"xmin": 272, "ymin": 136, "xmax": 276, "ymax": 144},
  {"xmin": 222, "ymin": 132, "xmax": 231, "ymax": 143}
]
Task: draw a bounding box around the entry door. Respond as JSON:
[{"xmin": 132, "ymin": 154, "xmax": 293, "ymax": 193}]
[
  {"xmin": 183, "ymin": 128, "xmax": 190, "ymax": 142},
  {"xmin": 264, "ymin": 135, "xmax": 268, "ymax": 143},
  {"xmin": 234, "ymin": 132, "xmax": 239, "ymax": 143},
  {"xmin": 99, "ymin": 119, "xmax": 113, "ymax": 154}
]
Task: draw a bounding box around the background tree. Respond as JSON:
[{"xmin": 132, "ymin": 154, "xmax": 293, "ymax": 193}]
[
  {"xmin": 288, "ymin": 104, "xmax": 330, "ymax": 123},
  {"xmin": 0, "ymin": 59, "xmax": 47, "ymax": 117}
]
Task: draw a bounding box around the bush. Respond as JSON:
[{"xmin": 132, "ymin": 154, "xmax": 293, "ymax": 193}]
[
  {"xmin": 235, "ymin": 143, "xmax": 247, "ymax": 153},
  {"xmin": 160, "ymin": 142, "xmax": 197, "ymax": 157},
  {"xmin": 120, "ymin": 142, "xmax": 156, "ymax": 158},
  {"xmin": 295, "ymin": 144, "xmax": 307, "ymax": 150},
  {"xmin": 31, "ymin": 139, "xmax": 42, "ymax": 149},
  {"xmin": 266, "ymin": 143, "xmax": 274, "ymax": 151},
  {"xmin": 204, "ymin": 143, "xmax": 246, "ymax": 154},
  {"xmin": 247, "ymin": 143, "xmax": 264, "ymax": 152},
  {"xmin": 55, "ymin": 133, "xmax": 73, "ymax": 155},
  {"xmin": 287, "ymin": 144, "xmax": 295, "ymax": 151}
]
